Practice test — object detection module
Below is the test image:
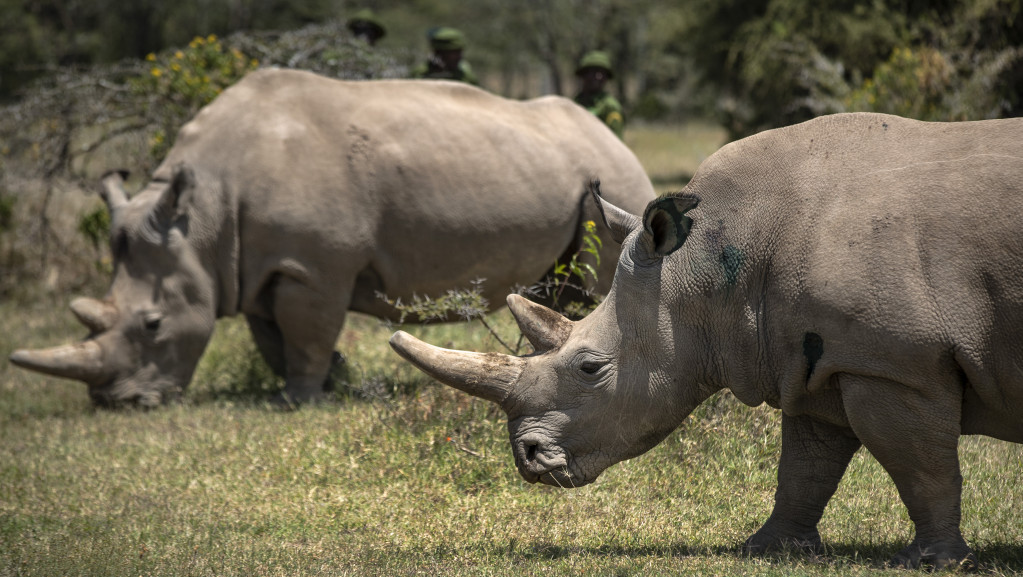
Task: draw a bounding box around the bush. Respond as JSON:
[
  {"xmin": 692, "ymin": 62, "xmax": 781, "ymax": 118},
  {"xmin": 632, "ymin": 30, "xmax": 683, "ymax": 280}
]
[{"xmin": 131, "ymin": 35, "xmax": 258, "ymax": 158}]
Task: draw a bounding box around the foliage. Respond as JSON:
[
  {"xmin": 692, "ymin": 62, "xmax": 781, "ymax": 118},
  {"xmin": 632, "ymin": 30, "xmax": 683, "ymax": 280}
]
[
  {"xmin": 130, "ymin": 35, "xmax": 258, "ymax": 158},
  {"xmin": 846, "ymin": 40, "xmax": 1023, "ymax": 121},
  {"xmin": 845, "ymin": 46, "xmax": 952, "ymax": 120},
  {"xmin": 676, "ymin": 0, "xmax": 1023, "ymax": 138}
]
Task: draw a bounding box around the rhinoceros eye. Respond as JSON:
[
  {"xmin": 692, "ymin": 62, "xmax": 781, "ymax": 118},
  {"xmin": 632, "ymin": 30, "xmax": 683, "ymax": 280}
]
[{"xmin": 579, "ymin": 361, "xmax": 603, "ymax": 375}]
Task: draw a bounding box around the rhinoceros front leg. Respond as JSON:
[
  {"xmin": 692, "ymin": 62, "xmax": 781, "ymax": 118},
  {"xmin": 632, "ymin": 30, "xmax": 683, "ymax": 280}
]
[
  {"xmin": 839, "ymin": 374, "xmax": 974, "ymax": 570},
  {"xmin": 270, "ymin": 275, "xmax": 349, "ymax": 405},
  {"xmin": 744, "ymin": 413, "xmax": 861, "ymax": 555}
]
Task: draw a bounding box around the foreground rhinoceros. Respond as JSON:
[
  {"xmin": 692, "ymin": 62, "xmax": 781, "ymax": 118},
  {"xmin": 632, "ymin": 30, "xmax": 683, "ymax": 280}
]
[
  {"xmin": 9, "ymin": 68, "xmax": 654, "ymax": 407},
  {"xmin": 391, "ymin": 112, "xmax": 1023, "ymax": 569}
]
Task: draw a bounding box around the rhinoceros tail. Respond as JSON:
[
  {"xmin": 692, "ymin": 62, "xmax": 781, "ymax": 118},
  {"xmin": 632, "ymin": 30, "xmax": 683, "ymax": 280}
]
[{"xmin": 588, "ymin": 180, "xmax": 640, "ymax": 244}]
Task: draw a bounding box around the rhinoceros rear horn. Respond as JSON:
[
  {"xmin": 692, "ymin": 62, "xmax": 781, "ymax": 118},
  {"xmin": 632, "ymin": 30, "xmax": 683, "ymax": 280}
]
[
  {"xmin": 389, "ymin": 331, "xmax": 523, "ymax": 405},
  {"xmin": 100, "ymin": 170, "xmax": 130, "ymax": 211},
  {"xmin": 9, "ymin": 340, "xmax": 107, "ymax": 384},
  {"xmin": 588, "ymin": 180, "xmax": 640, "ymax": 244},
  {"xmin": 70, "ymin": 297, "xmax": 118, "ymax": 333},
  {"xmin": 506, "ymin": 294, "xmax": 572, "ymax": 353}
]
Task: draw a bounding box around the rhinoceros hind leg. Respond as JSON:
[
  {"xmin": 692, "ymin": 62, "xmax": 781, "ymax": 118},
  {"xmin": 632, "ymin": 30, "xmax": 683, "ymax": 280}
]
[
  {"xmin": 246, "ymin": 315, "xmax": 287, "ymax": 377},
  {"xmin": 744, "ymin": 413, "xmax": 860, "ymax": 557},
  {"xmin": 839, "ymin": 374, "xmax": 973, "ymax": 570}
]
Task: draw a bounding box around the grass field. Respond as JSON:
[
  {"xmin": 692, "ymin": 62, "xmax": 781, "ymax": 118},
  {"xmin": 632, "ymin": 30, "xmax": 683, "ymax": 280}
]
[{"xmin": 2, "ymin": 123, "xmax": 1022, "ymax": 576}]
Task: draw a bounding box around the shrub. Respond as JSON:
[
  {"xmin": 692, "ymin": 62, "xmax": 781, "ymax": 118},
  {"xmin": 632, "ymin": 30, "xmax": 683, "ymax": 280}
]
[{"xmin": 131, "ymin": 35, "xmax": 258, "ymax": 158}]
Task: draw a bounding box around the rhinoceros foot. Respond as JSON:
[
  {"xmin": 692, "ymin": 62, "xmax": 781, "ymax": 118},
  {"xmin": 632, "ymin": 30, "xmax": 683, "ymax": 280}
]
[
  {"xmin": 888, "ymin": 538, "xmax": 975, "ymax": 571},
  {"xmin": 742, "ymin": 523, "xmax": 822, "ymax": 556}
]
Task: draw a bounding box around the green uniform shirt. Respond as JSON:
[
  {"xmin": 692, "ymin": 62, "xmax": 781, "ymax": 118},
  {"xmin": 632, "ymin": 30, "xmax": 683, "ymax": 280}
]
[
  {"xmin": 411, "ymin": 60, "xmax": 479, "ymax": 86},
  {"xmin": 574, "ymin": 90, "xmax": 624, "ymax": 138}
]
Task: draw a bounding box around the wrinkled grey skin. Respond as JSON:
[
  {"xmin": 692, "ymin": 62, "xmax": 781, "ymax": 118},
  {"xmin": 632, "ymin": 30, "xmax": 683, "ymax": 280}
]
[
  {"xmin": 9, "ymin": 68, "xmax": 654, "ymax": 407},
  {"xmin": 390, "ymin": 113, "xmax": 1023, "ymax": 570}
]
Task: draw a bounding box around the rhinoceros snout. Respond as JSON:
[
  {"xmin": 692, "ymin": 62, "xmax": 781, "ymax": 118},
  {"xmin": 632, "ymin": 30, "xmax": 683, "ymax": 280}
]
[{"xmin": 513, "ymin": 434, "xmax": 570, "ymax": 485}]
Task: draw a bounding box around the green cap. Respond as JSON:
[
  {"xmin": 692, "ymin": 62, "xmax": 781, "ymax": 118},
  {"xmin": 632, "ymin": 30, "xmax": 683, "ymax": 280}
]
[
  {"xmin": 576, "ymin": 50, "xmax": 614, "ymax": 78},
  {"xmin": 429, "ymin": 27, "xmax": 466, "ymax": 51},
  {"xmin": 347, "ymin": 9, "xmax": 386, "ymax": 39}
]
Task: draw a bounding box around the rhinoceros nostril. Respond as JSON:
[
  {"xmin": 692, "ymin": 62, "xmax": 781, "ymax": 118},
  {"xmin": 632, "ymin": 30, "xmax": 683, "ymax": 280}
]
[{"xmin": 525, "ymin": 441, "xmax": 539, "ymax": 462}]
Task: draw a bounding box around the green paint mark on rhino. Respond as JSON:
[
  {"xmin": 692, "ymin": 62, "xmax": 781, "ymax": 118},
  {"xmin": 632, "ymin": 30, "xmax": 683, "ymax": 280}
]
[{"xmin": 720, "ymin": 245, "xmax": 744, "ymax": 285}]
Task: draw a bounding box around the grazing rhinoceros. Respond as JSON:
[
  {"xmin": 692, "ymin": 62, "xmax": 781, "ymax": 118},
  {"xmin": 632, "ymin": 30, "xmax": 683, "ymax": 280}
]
[
  {"xmin": 390, "ymin": 112, "xmax": 1023, "ymax": 569},
  {"xmin": 9, "ymin": 68, "xmax": 654, "ymax": 407}
]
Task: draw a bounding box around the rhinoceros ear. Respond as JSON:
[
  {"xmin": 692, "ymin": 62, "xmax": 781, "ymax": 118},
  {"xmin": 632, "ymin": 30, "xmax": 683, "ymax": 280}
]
[
  {"xmin": 588, "ymin": 180, "xmax": 640, "ymax": 244},
  {"xmin": 642, "ymin": 193, "xmax": 700, "ymax": 258}
]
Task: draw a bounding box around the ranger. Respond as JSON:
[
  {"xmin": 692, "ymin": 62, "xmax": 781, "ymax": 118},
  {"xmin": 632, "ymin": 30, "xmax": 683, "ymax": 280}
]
[
  {"xmin": 411, "ymin": 27, "xmax": 479, "ymax": 85},
  {"xmin": 574, "ymin": 50, "xmax": 623, "ymax": 138}
]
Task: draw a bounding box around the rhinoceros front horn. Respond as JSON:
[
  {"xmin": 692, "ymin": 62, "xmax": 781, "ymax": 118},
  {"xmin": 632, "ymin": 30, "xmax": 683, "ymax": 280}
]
[
  {"xmin": 9, "ymin": 340, "xmax": 107, "ymax": 384},
  {"xmin": 389, "ymin": 331, "xmax": 524, "ymax": 405}
]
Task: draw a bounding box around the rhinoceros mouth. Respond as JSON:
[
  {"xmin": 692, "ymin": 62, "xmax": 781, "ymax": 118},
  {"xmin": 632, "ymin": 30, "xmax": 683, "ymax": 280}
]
[{"xmin": 535, "ymin": 466, "xmax": 593, "ymax": 489}]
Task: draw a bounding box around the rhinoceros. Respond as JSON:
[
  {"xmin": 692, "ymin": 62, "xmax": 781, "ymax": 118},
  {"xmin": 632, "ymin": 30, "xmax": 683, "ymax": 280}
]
[
  {"xmin": 9, "ymin": 68, "xmax": 655, "ymax": 407},
  {"xmin": 390, "ymin": 112, "xmax": 1023, "ymax": 569}
]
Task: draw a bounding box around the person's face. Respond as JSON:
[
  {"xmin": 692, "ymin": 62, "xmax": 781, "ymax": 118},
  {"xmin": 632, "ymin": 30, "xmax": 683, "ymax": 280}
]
[
  {"xmin": 580, "ymin": 67, "xmax": 609, "ymax": 93},
  {"xmin": 436, "ymin": 49, "xmax": 463, "ymax": 70}
]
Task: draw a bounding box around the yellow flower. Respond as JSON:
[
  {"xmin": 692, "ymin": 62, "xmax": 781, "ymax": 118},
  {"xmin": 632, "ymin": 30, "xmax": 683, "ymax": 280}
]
[
  {"xmin": 170, "ymin": 63, "xmax": 181, "ymax": 72},
  {"xmin": 151, "ymin": 67, "xmax": 162, "ymax": 77},
  {"xmin": 207, "ymin": 34, "xmax": 217, "ymax": 43},
  {"xmin": 174, "ymin": 51, "xmax": 184, "ymax": 60},
  {"xmin": 146, "ymin": 53, "xmax": 156, "ymax": 61}
]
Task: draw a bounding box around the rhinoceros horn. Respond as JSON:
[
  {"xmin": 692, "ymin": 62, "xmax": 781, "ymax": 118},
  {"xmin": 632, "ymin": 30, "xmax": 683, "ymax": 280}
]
[
  {"xmin": 100, "ymin": 170, "xmax": 130, "ymax": 211},
  {"xmin": 9, "ymin": 340, "xmax": 107, "ymax": 384},
  {"xmin": 70, "ymin": 297, "xmax": 118, "ymax": 333},
  {"xmin": 389, "ymin": 331, "xmax": 524, "ymax": 405},
  {"xmin": 506, "ymin": 294, "xmax": 572, "ymax": 353}
]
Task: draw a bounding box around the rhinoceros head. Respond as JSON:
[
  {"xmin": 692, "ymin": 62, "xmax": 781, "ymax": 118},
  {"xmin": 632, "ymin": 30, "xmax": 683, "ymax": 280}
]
[
  {"xmin": 391, "ymin": 187, "xmax": 716, "ymax": 487},
  {"xmin": 10, "ymin": 166, "xmax": 219, "ymax": 407}
]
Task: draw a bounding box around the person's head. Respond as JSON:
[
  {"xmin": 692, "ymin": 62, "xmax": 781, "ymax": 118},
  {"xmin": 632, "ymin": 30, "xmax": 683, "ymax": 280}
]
[
  {"xmin": 347, "ymin": 9, "xmax": 386, "ymax": 46},
  {"xmin": 576, "ymin": 51, "xmax": 614, "ymax": 94},
  {"xmin": 429, "ymin": 27, "xmax": 467, "ymax": 70}
]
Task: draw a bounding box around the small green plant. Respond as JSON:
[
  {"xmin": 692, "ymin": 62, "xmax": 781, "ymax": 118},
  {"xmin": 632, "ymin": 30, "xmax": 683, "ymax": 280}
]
[
  {"xmin": 549, "ymin": 219, "xmax": 602, "ymax": 314},
  {"xmin": 77, "ymin": 204, "xmax": 110, "ymax": 273}
]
